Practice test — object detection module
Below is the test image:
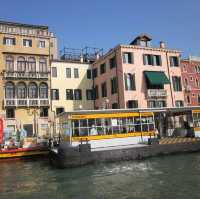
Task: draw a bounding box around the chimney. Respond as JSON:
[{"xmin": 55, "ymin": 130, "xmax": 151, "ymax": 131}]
[
  {"xmin": 95, "ymin": 53, "xmax": 100, "ymax": 60},
  {"xmin": 160, "ymin": 41, "xmax": 165, "ymax": 48},
  {"xmin": 80, "ymin": 54, "xmax": 84, "ymax": 63}
]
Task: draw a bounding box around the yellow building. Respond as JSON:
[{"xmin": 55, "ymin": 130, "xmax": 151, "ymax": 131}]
[
  {"xmin": 0, "ymin": 21, "xmax": 57, "ymax": 137},
  {"xmin": 51, "ymin": 59, "xmax": 94, "ymax": 114}
]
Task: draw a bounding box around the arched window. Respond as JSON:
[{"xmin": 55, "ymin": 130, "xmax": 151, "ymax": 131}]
[
  {"xmin": 5, "ymin": 82, "xmax": 15, "ymax": 98},
  {"xmin": 196, "ymin": 79, "xmax": 199, "ymax": 87},
  {"xmin": 28, "ymin": 57, "xmax": 36, "ymax": 72},
  {"xmin": 17, "ymin": 56, "xmax": 26, "ymax": 72},
  {"xmin": 28, "ymin": 82, "xmax": 38, "ymax": 98},
  {"xmin": 17, "ymin": 82, "xmax": 26, "ymax": 98},
  {"xmin": 39, "ymin": 58, "xmax": 47, "ymax": 72},
  {"xmin": 39, "ymin": 83, "xmax": 48, "ymax": 98},
  {"xmin": 6, "ymin": 56, "xmax": 14, "ymax": 72},
  {"xmin": 185, "ymin": 78, "xmax": 188, "ymax": 86}
]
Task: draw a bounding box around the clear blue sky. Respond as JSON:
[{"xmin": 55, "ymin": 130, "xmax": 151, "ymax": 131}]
[{"xmin": 1, "ymin": 0, "xmax": 199, "ymax": 57}]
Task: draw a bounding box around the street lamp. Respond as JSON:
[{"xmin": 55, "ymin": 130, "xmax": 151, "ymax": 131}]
[{"xmin": 27, "ymin": 108, "xmax": 39, "ymax": 137}]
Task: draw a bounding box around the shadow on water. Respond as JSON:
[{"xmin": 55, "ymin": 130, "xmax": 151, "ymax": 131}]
[{"xmin": 1, "ymin": 153, "xmax": 200, "ymax": 199}]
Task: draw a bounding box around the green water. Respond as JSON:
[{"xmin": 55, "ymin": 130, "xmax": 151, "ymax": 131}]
[{"xmin": 0, "ymin": 153, "xmax": 200, "ymax": 199}]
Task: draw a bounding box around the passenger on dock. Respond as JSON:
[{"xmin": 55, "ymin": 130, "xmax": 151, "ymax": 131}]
[{"xmin": 90, "ymin": 125, "xmax": 98, "ymax": 136}]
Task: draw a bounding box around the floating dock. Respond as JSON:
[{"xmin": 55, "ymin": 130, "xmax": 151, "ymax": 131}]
[{"xmin": 49, "ymin": 138, "xmax": 200, "ymax": 168}]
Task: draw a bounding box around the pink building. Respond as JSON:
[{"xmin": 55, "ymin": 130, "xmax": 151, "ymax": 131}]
[
  {"xmin": 181, "ymin": 56, "xmax": 200, "ymax": 106},
  {"xmin": 92, "ymin": 34, "xmax": 184, "ymax": 109}
]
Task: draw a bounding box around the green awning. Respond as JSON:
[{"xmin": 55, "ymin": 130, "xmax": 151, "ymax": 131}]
[{"xmin": 144, "ymin": 71, "xmax": 170, "ymax": 86}]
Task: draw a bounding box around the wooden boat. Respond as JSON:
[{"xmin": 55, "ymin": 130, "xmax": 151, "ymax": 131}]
[{"xmin": 0, "ymin": 146, "xmax": 49, "ymax": 159}]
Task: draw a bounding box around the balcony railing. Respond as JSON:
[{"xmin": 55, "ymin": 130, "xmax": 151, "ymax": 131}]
[
  {"xmin": 4, "ymin": 98, "xmax": 50, "ymax": 107},
  {"xmin": 147, "ymin": 89, "xmax": 167, "ymax": 98},
  {"xmin": 4, "ymin": 71, "xmax": 49, "ymax": 79}
]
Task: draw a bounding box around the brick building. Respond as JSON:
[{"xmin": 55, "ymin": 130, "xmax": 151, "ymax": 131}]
[{"xmin": 181, "ymin": 56, "xmax": 200, "ymax": 106}]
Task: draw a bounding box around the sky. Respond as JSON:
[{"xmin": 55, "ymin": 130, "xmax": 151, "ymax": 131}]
[{"xmin": 0, "ymin": 0, "xmax": 200, "ymax": 58}]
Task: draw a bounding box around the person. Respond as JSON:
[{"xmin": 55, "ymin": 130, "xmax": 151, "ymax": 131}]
[
  {"xmin": 155, "ymin": 128, "xmax": 159, "ymax": 138},
  {"xmin": 90, "ymin": 125, "xmax": 98, "ymax": 136}
]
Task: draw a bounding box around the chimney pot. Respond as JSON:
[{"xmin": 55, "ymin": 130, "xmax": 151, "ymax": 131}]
[{"xmin": 160, "ymin": 41, "xmax": 165, "ymax": 48}]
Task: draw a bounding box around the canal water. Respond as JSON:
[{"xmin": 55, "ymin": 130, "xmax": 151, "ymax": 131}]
[{"xmin": 0, "ymin": 153, "xmax": 200, "ymax": 199}]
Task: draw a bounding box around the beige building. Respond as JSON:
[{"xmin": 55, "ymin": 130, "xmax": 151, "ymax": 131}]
[
  {"xmin": 51, "ymin": 59, "xmax": 94, "ymax": 114},
  {"xmin": 0, "ymin": 21, "xmax": 58, "ymax": 137}
]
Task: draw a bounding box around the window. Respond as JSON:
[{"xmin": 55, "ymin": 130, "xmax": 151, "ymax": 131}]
[
  {"xmin": 101, "ymin": 82, "xmax": 107, "ymax": 97},
  {"xmin": 6, "ymin": 56, "xmax": 14, "ymax": 71},
  {"xmin": 5, "ymin": 82, "xmax": 15, "ymax": 98},
  {"xmin": 28, "ymin": 57, "xmax": 36, "ymax": 72},
  {"xmin": 94, "ymin": 85, "xmax": 99, "ymax": 99},
  {"xmin": 86, "ymin": 89, "xmax": 94, "ymax": 100},
  {"xmin": 92, "ymin": 68, "xmax": 98, "ymax": 78},
  {"xmin": 6, "ymin": 108, "xmax": 15, "ymax": 119},
  {"xmin": 111, "ymin": 77, "xmax": 118, "ymax": 94},
  {"xmin": 52, "ymin": 67, "xmax": 57, "ymax": 77},
  {"xmin": 39, "ymin": 58, "xmax": 47, "ymax": 72},
  {"xmin": 195, "ymin": 65, "xmax": 200, "ymax": 73},
  {"xmin": 40, "ymin": 107, "xmax": 48, "ymax": 117},
  {"xmin": 143, "ymin": 54, "xmax": 162, "ymax": 66},
  {"xmin": 66, "ymin": 68, "xmax": 71, "ymax": 78},
  {"xmin": 112, "ymin": 103, "xmax": 118, "ymax": 109},
  {"xmin": 56, "ymin": 107, "xmax": 65, "ymax": 116},
  {"xmin": 175, "ymin": 101, "xmax": 184, "ymax": 107},
  {"xmin": 51, "ymin": 89, "xmax": 59, "ymax": 100},
  {"xmin": 28, "ymin": 83, "xmax": 38, "ymax": 98},
  {"xmin": 17, "ymin": 82, "xmax": 26, "ymax": 98},
  {"xmin": 148, "ymin": 100, "xmax": 166, "ymax": 108},
  {"xmin": 66, "ymin": 89, "xmax": 73, "ymax": 100},
  {"xmin": 23, "ymin": 39, "xmax": 32, "ymax": 47},
  {"xmin": 196, "ymin": 79, "xmax": 199, "ymax": 87},
  {"xmin": 87, "ymin": 69, "xmax": 92, "ymax": 79},
  {"xmin": 110, "ymin": 56, "xmax": 116, "ymax": 69},
  {"xmin": 100, "ymin": 63, "xmax": 106, "ymax": 74},
  {"xmin": 185, "ymin": 78, "xmax": 188, "ymax": 86},
  {"xmin": 198, "ymin": 95, "xmax": 200, "ymax": 104},
  {"xmin": 3, "ymin": 37, "xmax": 16, "ymax": 45},
  {"xmin": 124, "ymin": 73, "xmax": 136, "ymax": 90},
  {"xmin": 170, "ymin": 56, "xmax": 179, "ymax": 67},
  {"xmin": 186, "ymin": 96, "xmax": 190, "ymax": 104},
  {"xmin": 172, "ymin": 76, "xmax": 182, "ymax": 91},
  {"xmin": 127, "ymin": 100, "xmax": 138, "ymax": 108},
  {"xmin": 17, "ymin": 57, "xmax": 26, "ymax": 72},
  {"xmin": 190, "ymin": 76, "xmax": 193, "ymax": 81},
  {"xmin": 123, "ymin": 52, "xmax": 133, "ymax": 64},
  {"xmin": 74, "ymin": 89, "xmax": 82, "ymax": 100},
  {"xmin": 74, "ymin": 68, "xmax": 79, "ymax": 78},
  {"xmin": 39, "ymin": 83, "xmax": 48, "ymax": 98},
  {"xmin": 39, "ymin": 40, "xmax": 45, "ymax": 48}
]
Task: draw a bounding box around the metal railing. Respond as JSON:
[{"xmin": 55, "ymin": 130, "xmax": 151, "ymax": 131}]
[
  {"xmin": 4, "ymin": 98, "xmax": 50, "ymax": 107},
  {"xmin": 147, "ymin": 89, "xmax": 167, "ymax": 98}
]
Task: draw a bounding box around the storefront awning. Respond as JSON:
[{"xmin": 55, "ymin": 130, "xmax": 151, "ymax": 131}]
[{"xmin": 144, "ymin": 71, "xmax": 170, "ymax": 86}]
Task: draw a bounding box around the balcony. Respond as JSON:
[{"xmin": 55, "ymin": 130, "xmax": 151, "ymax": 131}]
[
  {"xmin": 3, "ymin": 71, "xmax": 49, "ymax": 79},
  {"xmin": 147, "ymin": 89, "xmax": 167, "ymax": 98},
  {"xmin": 4, "ymin": 98, "xmax": 50, "ymax": 107}
]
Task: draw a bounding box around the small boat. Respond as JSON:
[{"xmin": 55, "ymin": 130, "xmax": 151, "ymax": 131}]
[
  {"xmin": 0, "ymin": 118, "xmax": 49, "ymax": 159},
  {"xmin": 0, "ymin": 146, "xmax": 49, "ymax": 159}
]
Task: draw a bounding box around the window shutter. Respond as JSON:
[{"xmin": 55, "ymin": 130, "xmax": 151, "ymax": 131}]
[{"xmin": 3, "ymin": 37, "xmax": 6, "ymax": 45}]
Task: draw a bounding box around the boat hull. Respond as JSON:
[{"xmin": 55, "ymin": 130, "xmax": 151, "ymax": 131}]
[{"xmin": 0, "ymin": 147, "xmax": 49, "ymax": 159}]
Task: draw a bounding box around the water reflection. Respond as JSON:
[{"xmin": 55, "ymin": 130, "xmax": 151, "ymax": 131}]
[{"xmin": 0, "ymin": 154, "xmax": 200, "ymax": 199}]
